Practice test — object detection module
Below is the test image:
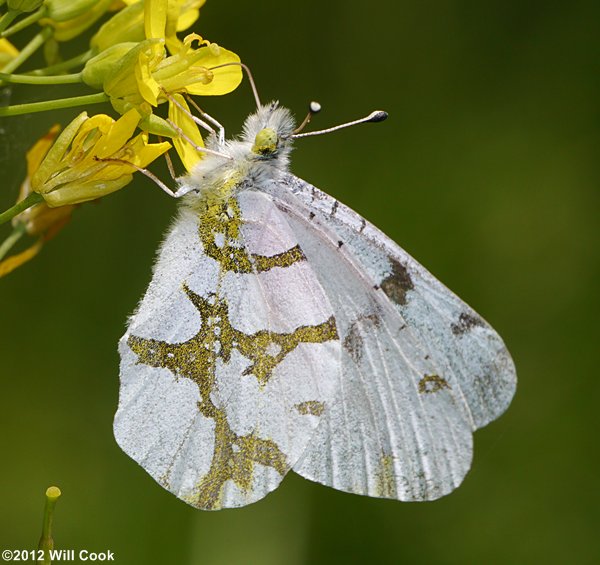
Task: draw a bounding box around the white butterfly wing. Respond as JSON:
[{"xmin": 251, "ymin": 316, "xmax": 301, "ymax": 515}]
[
  {"xmin": 115, "ymin": 189, "xmax": 341, "ymax": 509},
  {"xmin": 267, "ymin": 174, "xmax": 516, "ymax": 500}
]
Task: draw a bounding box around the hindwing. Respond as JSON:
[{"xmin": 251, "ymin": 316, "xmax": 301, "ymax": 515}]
[{"xmin": 116, "ymin": 189, "xmax": 341, "ymax": 509}]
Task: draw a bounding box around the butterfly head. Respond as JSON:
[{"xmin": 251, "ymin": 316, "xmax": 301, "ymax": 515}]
[
  {"xmin": 242, "ymin": 101, "xmax": 295, "ymax": 162},
  {"xmin": 251, "ymin": 127, "xmax": 278, "ymax": 156}
]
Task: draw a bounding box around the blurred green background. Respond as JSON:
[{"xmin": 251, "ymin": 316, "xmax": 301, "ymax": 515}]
[{"xmin": 1, "ymin": 1, "xmax": 598, "ymax": 563}]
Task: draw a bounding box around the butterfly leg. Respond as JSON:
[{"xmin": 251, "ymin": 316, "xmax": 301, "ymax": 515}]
[
  {"xmin": 166, "ymin": 118, "xmax": 232, "ymax": 161},
  {"xmin": 93, "ymin": 157, "xmax": 180, "ymax": 198},
  {"xmin": 184, "ymin": 94, "xmax": 226, "ymax": 146}
]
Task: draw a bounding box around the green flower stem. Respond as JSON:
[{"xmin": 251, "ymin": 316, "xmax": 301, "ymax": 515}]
[
  {"xmin": 38, "ymin": 486, "xmax": 61, "ymax": 565},
  {"xmin": 0, "ymin": 9, "xmax": 18, "ymax": 35},
  {"xmin": 28, "ymin": 49, "xmax": 94, "ymax": 76},
  {"xmin": 0, "ymin": 92, "xmax": 109, "ymax": 116},
  {"xmin": 1, "ymin": 5, "xmax": 48, "ymax": 38},
  {"xmin": 0, "ymin": 192, "xmax": 43, "ymax": 225},
  {"xmin": 0, "ymin": 221, "xmax": 26, "ymax": 261},
  {"xmin": 0, "ymin": 71, "xmax": 82, "ymax": 84},
  {"xmin": 0, "ymin": 26, "xmax": 52, "ymax": 76}
]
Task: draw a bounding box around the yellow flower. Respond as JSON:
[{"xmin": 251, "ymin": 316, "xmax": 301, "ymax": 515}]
[
  {"xmin": 17, "ymin": 125, "xmax": 75, "ymax": 235},
  {"xmin": 82, "ymin": 0, "xmax": 241, "ymax": 171},
  {"xmin": 89, "ymin": 35, "xmax": 241, "ymax": 111},
  {"xmin": 0, "ymin": 125, "xmax": 74, "ymax": 278},
  {"xmin": 31, "ymin": 109, "xmax": 171, "ymax": 207},
  {"xmin": 155, "ymin": 33, "xmax": 242, "ymax": 97},
  {"xmin": 92, "ymin": 39, "xmax": 164, "ymax": 109}
]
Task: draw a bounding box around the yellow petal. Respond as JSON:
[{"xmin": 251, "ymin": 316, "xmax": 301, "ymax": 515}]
[
  {"xmin": 68, "ymin": 114, "xmax": 113, "ymax": 161},
  {"xmin": 90, "ymin": 2, "xmax": 145, "ymax": 52},
  {"xmin": 165, "ymin": 0, "xmax": 181, "ymax": 31},
  {"xmin": 0, "ymin": 239, "xmax": 43, "ymax": 278},
  {"xmin": 135, "ymin": 49, "xmax": 161, "ymax": 106},
  {"xmin": 124, "ymin": 135, "xmax": 172, "ymax": 168},
  {"xmin": 0, "ymin": 38, "xmax": 19, "ymax": 70},
  {"xmin": 43, "ymin": 176, "xmax": 134, "ymax": 207},
  {"xmin": 25, "ymin": 124, "xmax": 61, "ymax": 179},
  {"xmin": 94, "ymin": 108, "xmax": 141, "ymax": 158},
  {"xmin": 176, "ymin": 0, "xmax": 205, "ymax": 31},
  {"xmin": 183, "ymin": 45, "xmax": 242, "ymax": 96},
  {"xmin": 168, "ymin": 94, "xmax": 204, "ymax": 172},
  {"xmin": 17, "ymin": 202, "xmax": 74, "ymax": 236},
  {"xmin": 103, "ymin": 38, "xmax": 164, "ymax": 106},
  {"xmin": 153, "ymin": 38, "xmax": 242, "ymax": 97},
  {"xmin": 145, "ymin": 0, "xmax": 168, "ymax": 39},
  {"xmin": 163, "ymin": 0, "xmax": 205, "ymax": 52},
  {"xmin": 0, "ymin": 38, "xmax": 19, "ymax": 57},
  {"xmin": 32, "ymin": 112, "xmax": 88, "ymax": 191}
]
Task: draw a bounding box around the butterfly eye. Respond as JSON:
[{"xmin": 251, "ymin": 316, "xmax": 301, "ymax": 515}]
[{"xmin": 252, "ymin": 127, "xmax": 278, "ymax": 155}]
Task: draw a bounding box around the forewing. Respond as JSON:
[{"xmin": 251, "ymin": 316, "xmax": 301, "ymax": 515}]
[
  {"xmin": 115, "ymin": 189, "xmax": 341, "ymax": 509},
  {"xmin": 266, "ymin": 174, "xmax": 516, "ymax": 501}
]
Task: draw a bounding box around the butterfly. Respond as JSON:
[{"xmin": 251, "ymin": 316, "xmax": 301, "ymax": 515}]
[{"xmin": 114, "ymin": 100, "xmax": 516, "ymax": 510}]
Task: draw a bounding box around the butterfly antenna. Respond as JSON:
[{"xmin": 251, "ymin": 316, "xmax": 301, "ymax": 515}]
[
  {"xmin": 291, "ymin": 110, "xmax": 388, "ymax": 139},
  {"xmin": 208, "ymin": 62, "xmax": 261, "ymax": 108},
  {"xmin": 292, "ymin": 101, "xmax": 322, "ymax": 134}
]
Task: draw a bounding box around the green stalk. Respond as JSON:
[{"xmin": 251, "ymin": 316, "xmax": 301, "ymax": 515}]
[
  {"xmin": 0, "ymin": 221, "xmax": 26, "ymax": 261},
  {"xmin": 0, "ymin": 92, "xmax": 109, "ymax": 116},
  {"xmin": 0, "ymin": 26, "xmax": 52, "ymax": 76},
  {"xmin": 28, "ymin": 49, "xmax": 94, "ymax": 76},
  {"xmin": 0, "ymin": 192, "xmax": 43, "ymax": 225},
  {"xmin": 0, "ymin": 9, "xmax": 18, "ymax": 35},
  {"xmin": 1, "ymin": 5, "xmax": 48, "ymax": 38},
  {"xmin": 0, "ymin": 71, "xmax": 82, "ymax": 84},
  {"xmin": 38, "ymin": 487, "xmax": 61, "ymax": 565}
]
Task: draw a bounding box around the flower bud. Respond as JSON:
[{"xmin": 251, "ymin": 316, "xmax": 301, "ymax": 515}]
[
  {"xmin": 82, "ymin": 43, "xmax": 138, "ymax": 89},
  {"xmin": 45, "ymin": 0, "xmax": 104, "ymax": 21},
  {"xmin": 41, "ymin": 0, "xmax": 114, "ymax": 42},
  {"xmin": 7, "ymin": 0, "xmax": 43, "ymax": 12},
  {"xmin": 90, "ymin": 2, "xmax": 145, "ymax": 53}
]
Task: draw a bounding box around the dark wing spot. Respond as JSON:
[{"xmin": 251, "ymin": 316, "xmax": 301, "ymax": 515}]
[
  {"xmin": 295, "ymin": 401, "xmax": 325, "ymax": 417},
  {"xmin": 331, "ymin": 200, "xmax": 339, "ymax": 216},
  {"xmin": 380, "ymin": 259, "xmax": 414, "ymax": 306},
  {"xmin": 343, "ymin": 314, "xmax": 381, "ymax": 363},
  {"xmin": 451, "ymin": 312, "xmax": 484, "ymax": 335},
  {"xmin": 418, "ymin": 374, "xmax": 450, "ymax": 394},
  {"xmin": 343, "ymin": 324, "xmax": 364, "ymax": 363}
]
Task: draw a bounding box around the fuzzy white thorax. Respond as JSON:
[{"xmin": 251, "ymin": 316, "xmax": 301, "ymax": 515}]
[{"xmin": 178, "ymin": 101, "xmax": 296, "ymax": 201}]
